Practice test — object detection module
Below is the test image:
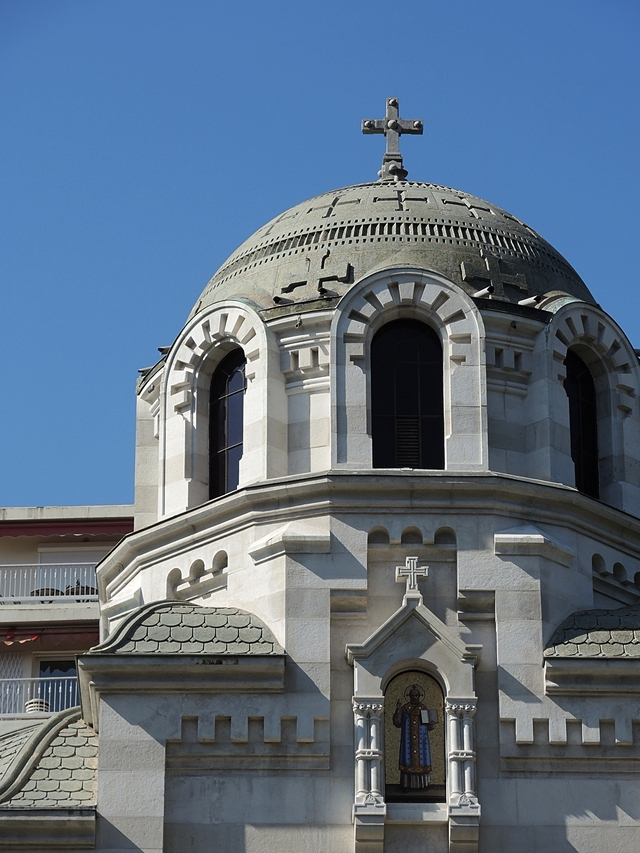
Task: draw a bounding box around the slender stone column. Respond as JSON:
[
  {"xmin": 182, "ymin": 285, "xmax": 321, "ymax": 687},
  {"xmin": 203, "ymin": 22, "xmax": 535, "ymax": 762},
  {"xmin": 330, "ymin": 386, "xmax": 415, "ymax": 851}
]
[
  {"xmin": 446, "ymin": 701, "xmax": 478, "ymax": 803},
  {"xmin": 368, "ymin": 705, "xmax": 382, "ymax": 798},
  {"xmin": 446, "ymin": 701, "xmax": 481, "ymax": 853},
  {"xmin": 447, "ymin": 702, "xmax": 463, "ymax": 797},
  {"xmin": 462, "ymin": 705, "xmax": 476, "ymax": 796},
  {"xmin": 353, "ymin": 703, "xmax": 370, "ymax": 798},
  {"xmin": 352, "ymin": 700, "xmax": 384, "ymax": 803},
  {"xmin": 352, "ymin": 699, "xmax": 386, "ymax": 853}
]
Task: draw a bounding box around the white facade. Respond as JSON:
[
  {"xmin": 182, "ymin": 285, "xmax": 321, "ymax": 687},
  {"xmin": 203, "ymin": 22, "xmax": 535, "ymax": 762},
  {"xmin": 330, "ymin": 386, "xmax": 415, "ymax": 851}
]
[{"xmin": 1, "ymin": 172, "xmax": 640, "ymax": 853}]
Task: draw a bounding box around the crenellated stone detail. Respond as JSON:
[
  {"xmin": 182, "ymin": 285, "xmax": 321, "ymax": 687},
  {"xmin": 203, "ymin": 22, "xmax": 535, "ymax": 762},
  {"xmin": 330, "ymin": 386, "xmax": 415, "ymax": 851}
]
[{"xmin": 166, "ymin": 714, "xmax": 330, "ymax": 771}]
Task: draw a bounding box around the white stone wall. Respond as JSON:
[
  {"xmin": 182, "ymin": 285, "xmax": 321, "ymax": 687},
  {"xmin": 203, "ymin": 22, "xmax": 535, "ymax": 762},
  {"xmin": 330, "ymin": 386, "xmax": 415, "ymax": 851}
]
[
  {"xmin": 118, "ymin": 263, "xmax": 640, "ymax": 851},
  {"xmin": 135, "ymin": 267, "xmax": 640, "ymax": 526},
  {"xmin": 98, "ymin": 472, "xmax": 640, "ymax": 852}
]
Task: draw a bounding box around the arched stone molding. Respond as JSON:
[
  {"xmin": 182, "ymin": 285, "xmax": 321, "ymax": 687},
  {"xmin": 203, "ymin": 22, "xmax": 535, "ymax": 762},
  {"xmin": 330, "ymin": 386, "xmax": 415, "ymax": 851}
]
[
  {"xmin": 346, "ymin": 585, "xmax": 481, "ymax": 853},
  {"xmin": 331, "ymin": 266, "xmax": 488, "ymax": 471},
  {"xmin": 159, "ymin": 301, "xmax": 287, "ymax": 518},
  {"xmin": 538, "ymin": 301, "xmax": 640, "ymax": 515}
]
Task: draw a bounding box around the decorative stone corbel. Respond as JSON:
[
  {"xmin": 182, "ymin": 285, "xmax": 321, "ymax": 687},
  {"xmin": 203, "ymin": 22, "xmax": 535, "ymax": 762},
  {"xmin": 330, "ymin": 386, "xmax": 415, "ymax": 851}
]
[
  {"xmin": 446, "ymin": 701, "xmax": 480, "ymax": 853},
  {"xmin": 352, "ymin": 699, "xmax": 386, "ymax": 853}
]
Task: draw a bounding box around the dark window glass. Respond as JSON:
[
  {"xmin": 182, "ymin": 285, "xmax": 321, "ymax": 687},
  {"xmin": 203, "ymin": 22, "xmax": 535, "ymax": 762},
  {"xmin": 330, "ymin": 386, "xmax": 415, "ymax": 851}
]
[
  {"xmin": 563, "ymin": 349, "xmax": 599, "ymax": 499},
  {"xmin": 371, "ymin": 319, "xmax": 444, "ymax": 469},
  {"xmin": 37, "ymin": 660, "xmax": 78, "ymax": 712},
  {"xmin": 209, "ymin": 349, "xmax": 246, "ymax": 498},
  {"xmin": 39, "ymin": 660, "xmax": 76, "ymax": 679}
]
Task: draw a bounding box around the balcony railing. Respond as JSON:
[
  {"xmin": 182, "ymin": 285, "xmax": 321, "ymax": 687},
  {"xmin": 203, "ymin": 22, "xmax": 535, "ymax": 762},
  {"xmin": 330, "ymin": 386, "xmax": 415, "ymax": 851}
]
[
  {"xmin": 0, "ymin": 564, "xmax": 98, "ymax": 604},
  {"xmin": 0, "ymin": 677, "xmax": 79, "ymax": 715}
]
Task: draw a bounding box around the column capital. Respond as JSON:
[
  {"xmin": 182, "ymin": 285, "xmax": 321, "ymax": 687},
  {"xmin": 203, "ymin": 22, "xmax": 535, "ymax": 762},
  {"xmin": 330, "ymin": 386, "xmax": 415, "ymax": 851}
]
[
  {"xmin": 353, "ymin": 699, "xmax": 384, "ymax": 714},
  {"xmin": 446, "ymin": 701, "xmax": 477, "ymax": 716}
]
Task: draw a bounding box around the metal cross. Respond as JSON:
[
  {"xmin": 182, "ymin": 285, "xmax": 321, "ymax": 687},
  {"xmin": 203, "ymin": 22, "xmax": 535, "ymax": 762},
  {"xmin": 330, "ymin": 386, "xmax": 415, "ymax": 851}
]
[
  {"xmin": 395, "ymin": 556, "xmax": 428, "ymax": 593},
  {"xmin": 362, "ymin": 98, "xmax": 423, "ymax": 182}
]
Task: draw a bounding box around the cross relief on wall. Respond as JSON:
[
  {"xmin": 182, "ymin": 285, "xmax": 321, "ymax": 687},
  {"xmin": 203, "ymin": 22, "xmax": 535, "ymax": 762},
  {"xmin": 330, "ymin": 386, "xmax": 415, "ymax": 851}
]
[
  {"xmin": 461, "ymin": 247, "xmax": 527, "ymax": 298},
  {"xmin": 275, "ymin": 249, "xmax": 352, "ymax": 303}
]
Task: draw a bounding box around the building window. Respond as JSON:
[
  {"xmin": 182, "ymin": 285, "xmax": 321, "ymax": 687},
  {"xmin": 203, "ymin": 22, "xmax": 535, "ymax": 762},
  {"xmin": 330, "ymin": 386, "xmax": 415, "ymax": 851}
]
[
  {"xmin": 563, "ymin": 349, "xmax": 599, "ymax": 499},
  {"xmin": 209, "ymin": 349, "xmax": 246, "ymax": 498},
  {"xmin": 371, "ymin": 319, "xmax": 444, "ymax": 469}
]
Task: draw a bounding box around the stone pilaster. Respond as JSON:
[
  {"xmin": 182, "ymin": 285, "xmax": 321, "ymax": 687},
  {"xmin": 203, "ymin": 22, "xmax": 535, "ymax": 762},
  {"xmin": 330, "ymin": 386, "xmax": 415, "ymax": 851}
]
[
  {"xmin": 352, "ymin": 699, "xmax": 385, "ymax": 853},
  {"xmin": 446, "ymin": 701, "xmax": 481, "ymax": 853}
]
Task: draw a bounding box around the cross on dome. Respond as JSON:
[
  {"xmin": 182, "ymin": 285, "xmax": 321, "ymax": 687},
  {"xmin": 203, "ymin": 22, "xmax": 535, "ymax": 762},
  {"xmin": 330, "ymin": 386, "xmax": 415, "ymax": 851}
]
[
  {"xmin": 362, "ymin": 97, "xmax": 423, "ymax": 182},
  {"xmin": 395, "ymin": 556, "xmax": 428, "ymax": 595}
]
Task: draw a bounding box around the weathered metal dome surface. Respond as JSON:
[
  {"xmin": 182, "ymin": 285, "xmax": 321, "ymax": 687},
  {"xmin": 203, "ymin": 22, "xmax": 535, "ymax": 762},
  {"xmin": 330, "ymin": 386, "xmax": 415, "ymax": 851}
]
[
  {"xmin": 90, "ymin": 601, "xmax": 283, "ymax": 655},
  {"xmin": 191, "ymin": 180, "xmax": 594, "ymax": 317}
]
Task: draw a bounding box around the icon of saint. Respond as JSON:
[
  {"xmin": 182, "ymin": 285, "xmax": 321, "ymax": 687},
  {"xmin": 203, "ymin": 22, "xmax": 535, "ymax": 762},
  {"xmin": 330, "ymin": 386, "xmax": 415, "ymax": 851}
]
[{"xmin": 392, "ymin": 684, "xmax": 438, "ymax": 791}]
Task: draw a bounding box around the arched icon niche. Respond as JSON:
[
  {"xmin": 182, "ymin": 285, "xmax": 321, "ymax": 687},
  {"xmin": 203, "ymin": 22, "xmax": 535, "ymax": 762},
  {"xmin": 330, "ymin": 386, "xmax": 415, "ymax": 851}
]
[{"xmin": 384, "ymin": 670, "xmax": 445, "ymax": 803}]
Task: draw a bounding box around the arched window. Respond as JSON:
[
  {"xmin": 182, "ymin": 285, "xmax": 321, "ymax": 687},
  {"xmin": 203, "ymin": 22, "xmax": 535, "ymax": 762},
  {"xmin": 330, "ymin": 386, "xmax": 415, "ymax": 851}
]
[
  {"xmin": 209, "ymin": 349, "xmax": 246, "ymax": 498},
  {"xmin": 371, "ymin": 319, "xmax": 444, "ymax": 469},
  {"xmin": 563, "ymin": 349, "xmax": 599, "ymax": 499}
]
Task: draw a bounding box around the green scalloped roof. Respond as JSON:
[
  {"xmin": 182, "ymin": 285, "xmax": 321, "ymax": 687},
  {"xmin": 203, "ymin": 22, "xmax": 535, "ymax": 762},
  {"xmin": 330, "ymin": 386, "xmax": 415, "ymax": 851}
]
[
  {"xmin": 91, "ymin": 601, "xmax": 283, "ymax": 656},
  {"xmin": 544, "ymin": 605, "xmax": 640, "ymax": 658}
]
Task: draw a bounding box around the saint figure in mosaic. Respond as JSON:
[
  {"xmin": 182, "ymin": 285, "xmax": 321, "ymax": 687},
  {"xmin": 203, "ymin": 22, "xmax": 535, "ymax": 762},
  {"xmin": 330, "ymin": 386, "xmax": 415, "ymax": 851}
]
[{"xmin": 392, "ymin": 684, "xmax": 438, "ymax": 791}]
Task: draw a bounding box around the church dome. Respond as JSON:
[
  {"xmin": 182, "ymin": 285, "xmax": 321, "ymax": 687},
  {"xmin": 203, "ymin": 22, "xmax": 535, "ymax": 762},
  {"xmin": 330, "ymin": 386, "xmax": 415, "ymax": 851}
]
[{"xmin": 191, "ymin": 179, "xmax": 594, "ymax": 317}]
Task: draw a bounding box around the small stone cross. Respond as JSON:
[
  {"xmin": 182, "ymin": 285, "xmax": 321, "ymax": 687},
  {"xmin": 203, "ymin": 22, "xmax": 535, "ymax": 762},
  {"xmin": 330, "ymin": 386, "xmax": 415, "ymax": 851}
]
[
  {"xmin": 395, "ymin": 556, "xmax": 428, "ymax": 593},
  {"xmin": 362, "ymin": 97, "xmax": 423, "ymax": 182}
]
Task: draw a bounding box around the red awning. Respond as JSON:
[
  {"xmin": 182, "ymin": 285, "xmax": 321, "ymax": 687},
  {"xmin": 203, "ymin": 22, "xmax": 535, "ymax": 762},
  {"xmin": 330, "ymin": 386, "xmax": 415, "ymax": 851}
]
[
  {"xmin": 0, "ymin": 518, "xmax": 134, "ymax": 537},
  {"xmin": 1, "ymin": 624, "xmax": 99, "ymax": 646}
]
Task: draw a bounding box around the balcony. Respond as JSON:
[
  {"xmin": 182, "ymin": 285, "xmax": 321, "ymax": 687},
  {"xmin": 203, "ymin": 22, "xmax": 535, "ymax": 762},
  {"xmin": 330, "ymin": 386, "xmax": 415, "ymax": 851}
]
[
  {"xmin": 0, "ymin": 564, "xmax": 98, "ymax": 604},
  {"xmin": 0, "ymin": 676, "xmax": 79, "ymax": 716}
]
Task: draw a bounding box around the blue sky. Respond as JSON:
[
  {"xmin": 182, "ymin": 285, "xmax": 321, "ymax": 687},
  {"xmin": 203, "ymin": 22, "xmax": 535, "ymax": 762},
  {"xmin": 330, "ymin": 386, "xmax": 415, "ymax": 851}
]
[{"xmin": 1, "ymin": 0, "xmax": 639, "ymax": 507}]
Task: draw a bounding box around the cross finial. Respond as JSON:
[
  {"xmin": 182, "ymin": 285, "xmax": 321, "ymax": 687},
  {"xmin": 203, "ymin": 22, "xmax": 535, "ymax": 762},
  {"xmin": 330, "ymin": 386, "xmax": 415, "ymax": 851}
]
[
  {"xmin": 362, "ymin": 98, "xmax": 423, "ymax": 182},
  {"xmin": 395, "ymin": 556, "xmax": 429, "ymax": 598}
]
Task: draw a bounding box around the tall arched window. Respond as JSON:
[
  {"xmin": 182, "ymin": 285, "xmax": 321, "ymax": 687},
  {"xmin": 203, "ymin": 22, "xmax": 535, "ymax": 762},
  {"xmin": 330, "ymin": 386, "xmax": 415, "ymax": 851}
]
[
  {"xmin": 371, "ymin": 319, "xmax": 444, "ymax": 469},
  {"xmin": 209, "ymin": 349, "xmax": 246, "ymax": 498},
  {"xmin": 563, "ymin": 349, "xmax": 599, "ymax": 499}
]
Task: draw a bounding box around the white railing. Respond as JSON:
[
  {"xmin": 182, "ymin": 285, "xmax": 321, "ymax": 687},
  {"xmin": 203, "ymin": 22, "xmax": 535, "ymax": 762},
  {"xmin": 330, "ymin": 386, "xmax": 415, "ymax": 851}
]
[
  {"xmin": 0, "ymin": 564, "xmax": 98, "ymax": 603},
  {"xmin": 0, "ymin": 677, "xmax": 79, "ymax": 715}
]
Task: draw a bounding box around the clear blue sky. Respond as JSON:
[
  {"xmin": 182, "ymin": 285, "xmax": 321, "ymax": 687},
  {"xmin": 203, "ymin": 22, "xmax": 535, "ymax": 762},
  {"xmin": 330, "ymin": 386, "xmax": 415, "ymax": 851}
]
[{"xmin": 1, "ymin": 0, "xmax": 639, "ymax": 507}]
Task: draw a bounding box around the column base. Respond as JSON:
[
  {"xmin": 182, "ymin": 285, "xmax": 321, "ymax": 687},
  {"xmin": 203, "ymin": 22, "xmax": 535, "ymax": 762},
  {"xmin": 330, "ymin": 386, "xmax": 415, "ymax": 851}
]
[
  {"xmin": 353, "ymin": 799, "xmax": 386, "ymax": 853},
  {"xmin": 448, "ymin": 798, "xmax": 481, "ymax": 853}
]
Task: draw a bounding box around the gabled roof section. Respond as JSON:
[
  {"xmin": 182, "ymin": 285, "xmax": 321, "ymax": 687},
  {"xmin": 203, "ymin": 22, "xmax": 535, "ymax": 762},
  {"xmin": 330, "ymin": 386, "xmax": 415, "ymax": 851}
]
[
  {"xmin": 346, "ymin": 593, "xmax": 480, "ymax": 699},
  {"xmin": 91, "ymin": 601, "xmax": 283, "ymax": 656},
  {"xmin": 346, "ymin": 594, "xmax": 479, "ymax": 667}
]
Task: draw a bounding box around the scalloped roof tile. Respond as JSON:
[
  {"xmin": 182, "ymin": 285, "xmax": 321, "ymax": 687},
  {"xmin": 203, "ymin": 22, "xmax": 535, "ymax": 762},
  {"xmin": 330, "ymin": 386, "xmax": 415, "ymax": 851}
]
[
  {"xmin": 544, "ymin": 605, "xmax": 640, "ymax": 658},
  {"xmin": 91, "ymin": 601, "xmax": 283, "ymax": 655},
  {"xmin": 0, "ymin": 708, "xmax": 97, "ymax": 810}
]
